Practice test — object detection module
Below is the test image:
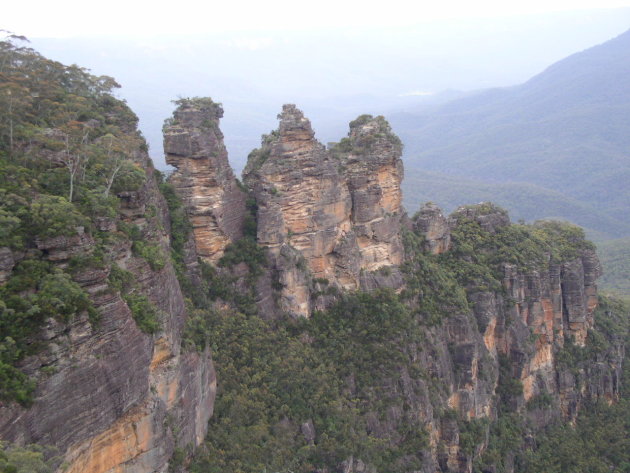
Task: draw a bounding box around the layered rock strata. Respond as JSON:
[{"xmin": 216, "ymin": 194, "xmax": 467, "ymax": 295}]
[
  {"xmin": 243, "ymin": 105, "xmax": 405, "ymax": 316},
  {"xmin": 339, "ymin": 115, "xmax": 405, "ymax": 271},
  {"xmin": 164, "ymin": 98, "xmax": 246, "ymax": 264},
  {"xmin": 0, "ymin": 151, "xmax": 215, "ymax": 473},
  {"xmin": 404, "ymin": 203, "xmax": 618, "ymax": 470}
]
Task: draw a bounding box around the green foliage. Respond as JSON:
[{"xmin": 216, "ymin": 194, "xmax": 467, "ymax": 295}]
[
  {"xmin": 309, "ymin": 290, "xmax": 420, "ymax": 383},
  {"xmin": 526, "ymin": 392, "xmax": 553, "ymax": 411},
  {"xmin": 36, "ymin": 272, "xmax": 97, "ymax": 323},
  {"xmin": 534, "ymin": 220, "xmax": 595, "ymax": 263},
  {"xmin": 132, "ymin": 241, "xmax": 166, "ymax": 271},
  {"xmin": 0, "ymin": 259, "xmax": 96, "ymax": 404},
  {"xmin": 0, "ymin": 35, "xmax": 149, "ymax": 246},
  {"xmin": 190, "ymin": 290, "xmax": 429, "ymax": 473},
  {"xmin": 218, "ymin": 237, "xmax": 267, "ymax": 277},
  {"xmin": 496, "ymin": 354, "xmax": 524, "ymax": 412},
  {"xmin": 244, "ymin": 145, "xmax": 272, "ymax": 175},
  {"xmin": 0, "ymin": 442, "xmax": 59, "ymax": 473},
  {"xmin": 108, "ymin": 264, "xmax": 160, "ymax": 334},
  {"xmin": 109, "ymin": 161, "xmax": 145, "ymax": 194},
  {"xmin": 331, "ymin": 114, "xmax": 402, "ymax": 158},
  {"xmin": 458, "ymin": 418, "xmax": 488, "ymax": 456},
  {"xmin": 518, "ymin": 399, "xmax": 630, "ymax": 473},
  {"xmin": 172, "ymin": 96, "xmax": 222, "ymax": 112},
  {"xmin": 349, "ymin": 114, "xmax": 374, "ymax": 128},
  {"xmin": 474, "ymin": 413, "xmax": 525, "ymax": 473},
  {"xmin": 29, "ymin": 195, "xmax": 88, "ymax": 239},
  {"xmin": 401, "ymin": 229, "xmax": 469, "ymax": 324},
  {"xmin": 124, "ymin": 292, "xmax": 160, "ymax": 334},
  {"xmin": 107, "ymin": 263, "xmax": 135, "ymax": 293},
  {"xmin": 68, "ymin": 247, "xmax": 107, "ymax": 273},
  {"xmin": 156, "ymin": 173, "xmax": 191, "ymax": 265},
  {"xmin": 439, "ymin": 209, "xmax": 596, "ymax": 297}
]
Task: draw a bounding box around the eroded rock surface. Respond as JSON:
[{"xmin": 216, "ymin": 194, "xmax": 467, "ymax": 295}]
[
  {"xmin": 164, "ymin": 98, "xmax": 246, "ymax": 264},
  {"xmin": 0, "ymin": 152, "xmax": 215, "ymax": 473},
  {"xmin": 243, "ymin": 106, "xmax": 405, "ymax": 316},
  {"xmin": 412, "ymin": 202, "xmax": 451, "ymax": 254}
]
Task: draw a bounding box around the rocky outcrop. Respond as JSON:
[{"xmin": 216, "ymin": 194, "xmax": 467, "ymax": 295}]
[
  {"xmin": 449, "ymin": 203, "xmax": 510, "ymax": 233},
  {"xmin": 243, "ymin": 105, "xmax": 354, "ymax": 316},
  {"xmin": 164, "ymin": 98, "xmax": 246, "ymax": 264},
  {"xmin": 0, "ymin": 152, "xmax": 215, "ymax": 473},
  {"xmin": 243, "ymin": 106, "xmax": 405, "ymax": 317},
  {"xmin": 412, "ymin": 203, "xmax": 451, "ymax": 254},
  {"xmin": 338, "ymin": 115, "xmax": 405, "ymax": 289},
  {"xmin": 339, "ymin": 115, "xmax": 405, "ymax": 272},
  {"xmin": 448, "ymin": 204, "xmax": 611, "ymax": 415}
]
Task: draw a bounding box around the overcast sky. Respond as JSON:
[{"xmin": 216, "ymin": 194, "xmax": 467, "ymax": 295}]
[
  {"xmin": 7, "ymin": 0, "xmax": 630, "ymax": 172},
  {"xmin": 7, "ymin": 0, "xmax": 630, "ymax": 37}
]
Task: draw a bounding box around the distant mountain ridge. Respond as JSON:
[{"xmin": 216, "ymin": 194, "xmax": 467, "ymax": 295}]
[{"xmin": 394, "ymin": 28, "xmax": 630, "ymax": 240}]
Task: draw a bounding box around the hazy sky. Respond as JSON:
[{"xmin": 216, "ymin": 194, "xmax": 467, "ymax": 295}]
[
  {"xmin": 7, "ymin": 0, "xmax": 630, "ymax": 37},
  {"xmin": 8, "ymin": 1, "xmax": 630, "ymax": 173}
]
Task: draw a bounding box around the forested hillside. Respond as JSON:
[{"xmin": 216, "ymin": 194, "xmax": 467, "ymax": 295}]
[
  {"xmin": 394, "ymin": 28, "xmax": 630, "ymax": 241},
  {"xmin": 597, "ymin": 237, "xmax": 630, "ymax": 299}
]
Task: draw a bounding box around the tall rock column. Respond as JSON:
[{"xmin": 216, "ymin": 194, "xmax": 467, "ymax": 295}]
[
  {"xmin": 335, "ymin": 115, "xmax": 405, "ymax": 271},
  {"xmin": 164, "ymin": 98, "xmax": 246, "ymax": 264},
  {"xmin": 244, "ymin": 106, "xmax": 407, "ymax": 317},
  {"xmin": 243, "ymin": 105, "xmax": 354, "ymax": 316}
]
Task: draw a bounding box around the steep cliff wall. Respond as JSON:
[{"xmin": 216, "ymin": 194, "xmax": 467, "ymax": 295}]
[
  {"xmin": 164, "ymin": 98, "xmax": 246, "ymax": 265},
  {"xmin": 0, "ymin": 152, "xmax": 216, "ymax": 473},
  {"xmin": 242, "ymin": 105, "xmax": 404, "ymax": 317},
  {"xmin": 0, "ymin": 44, "xmax": 216, "ymax": 472}
]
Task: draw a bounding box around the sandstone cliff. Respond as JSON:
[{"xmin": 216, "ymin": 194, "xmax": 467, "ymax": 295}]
[
  {"xmin": 164, "ymin": 98, "xmax": 246, "ymax": 265},
  {"xmin": 404, "ymin": 203, "xmax": 619, "ymax": 471},
  {"xmin": 0, "ymin": 127, "xmax": 215, "ymax": 472},
  {"xmin": 242, "ymin": 105, "xmax": 404, "ymax": 317}
]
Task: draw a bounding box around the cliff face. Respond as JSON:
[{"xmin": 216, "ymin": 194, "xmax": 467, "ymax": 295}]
[
  {"xmin": 412, "ymin": 203, "xmax": 451, "ymax": 255},
  {"xmin": 362, "ymin": 204, "xmax": 619, "ymax": 472},
  {"xmin": 164, "ymin": 98, "xmax": 246, "ymax": 265},
  {"xmin": 339, "ymin": 115, "xmax": 405, "ymax": 283},
  {"xmin": 163, "ymin": 103, "xmax": 620, "ymax": 472},
  {"xmin": 242, "ymin": 105, "xmax": 404, "ymax": 317},
  {"xmin": 447, "ymin": 206, "xmax": 607, "ymax": 411},
  {"xmin": 0, "ymin": 137, "xmax": 215, "ymax": 472}
]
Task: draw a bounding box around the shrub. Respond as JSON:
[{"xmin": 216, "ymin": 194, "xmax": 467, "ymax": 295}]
[
  {"xmin": 29, "ymin": 195, "xmax": 87, "ymax": 239},
  {"xmin": 132, "ymin": 241, "xmax": 166, "ymax": 271},
  {"xmin": 124, "ymin": 293, "xmax": 159, "ymax": 334}
]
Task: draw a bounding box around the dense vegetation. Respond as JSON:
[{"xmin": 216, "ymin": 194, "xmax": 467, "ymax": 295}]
[
  {"xmin": 0, "ymin": 442, "xmax": 59, "ymax": 473},
  {"xmin": 436, "ymin": 203, "xmax": 595, "ymax": 291},
  {"xmin": 0, "ymin": 35, "xmax": 160, "ymax": 404},
  {"xmin": 188, "ymin": 291, "xmax": 431, "ymax": 473},
  {"xmin": 175, "ymin": 200, "xmax": 628, "ymax": 473}
]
